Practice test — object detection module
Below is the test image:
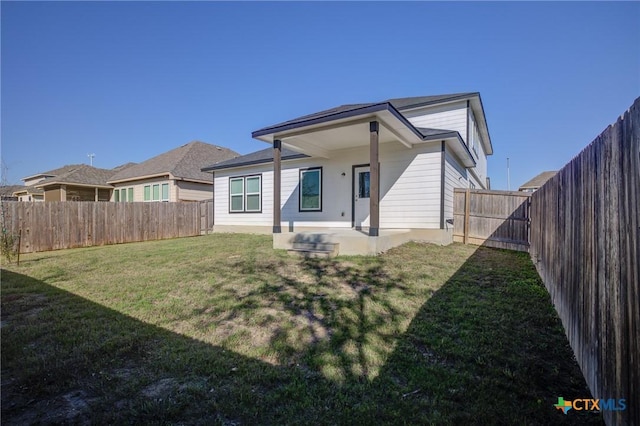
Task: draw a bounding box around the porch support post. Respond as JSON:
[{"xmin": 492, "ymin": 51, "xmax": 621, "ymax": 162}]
[
  {"xmin": 273, "ymin": 139, "xmax": 282, "ymax": 233},
  {"xmin": 60, "ymin": 185, "xmax": 67, "ymax": 202},
  {"xmin": 95, "ymin": 187, "xmax": 99, "ymax": 202},
  {"xmin": 369, "ymin": 121, "xmax": 379, "ymax": 237}
]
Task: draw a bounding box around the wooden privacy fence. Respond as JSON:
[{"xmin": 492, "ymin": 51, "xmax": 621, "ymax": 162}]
[
  {"xmin": 529, "ymin": 99, "xmax": 639, "ymax": 426},
  {"xmin": 0, "ymin": 201, "xmax": 212, "ymax": 254},
  {"xmin": 453, "ymin": 188, "xmax": 531, "ymax": 252}
]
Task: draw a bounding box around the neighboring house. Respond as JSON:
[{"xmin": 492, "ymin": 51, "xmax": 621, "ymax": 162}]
[
  {"xmin": 519, "ymin": 171, "xmax": 557, "ymax": 192},
  {"xmin": 1, "ymin": 185, "xmax": 27, "ymax": 201},
  {"xmin": 107, "ymin": 141, "xmax": 238, "ymax": 202},
  {"xmin": 31, "ymin": 164, "xmax": 122, "ymax": 201},
  {"xmin": 11, "ymin": 186, "xmax": 44, "ymax": 202},
  {"xmin": 202, "ymin": 92, "xmax": 493, "ymax": 253}
]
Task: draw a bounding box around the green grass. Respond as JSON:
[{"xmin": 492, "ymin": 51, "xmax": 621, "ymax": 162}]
[{"xmin": 1, "ymin": 234, "xmax": 602, "ymax": 424}]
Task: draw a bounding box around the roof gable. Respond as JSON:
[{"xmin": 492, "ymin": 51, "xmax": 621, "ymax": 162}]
[
  {"xmin": 519, "ymin": 171, "xmax": 558, "ymax": 190},
  {"xmin": 34, "ymin": 165, "xmax": 117, "ymax": 188}
]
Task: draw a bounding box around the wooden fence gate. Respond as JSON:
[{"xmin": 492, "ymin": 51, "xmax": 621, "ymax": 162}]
[{"xmin": 453, "ymin": 188, "xmax": 531, "ymax": 252}]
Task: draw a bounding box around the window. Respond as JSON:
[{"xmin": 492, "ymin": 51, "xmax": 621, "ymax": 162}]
[
  {"xmin": 128, "ymin": 188, "xmax": 134, "ymax": 202},
  {"xmin": 152, "ymin": 184, "xmax": 160, "ymax": 201},
  {"xmin": 161, "ymin": 183, "xmax": 169, "ymax": 202},
  {"xmin": 114, "ymin": 189, "xmax": 120, "ymax": 202},
  {"xmin": 229, "ymin": 175, "xmax": 261, "ymax": 213},
  {"xmin": 299, "ymin": 168, "xmax": 322, "ymax": 211},
  {"xmin": 144, "ymin": 185, "xmax": 151, "ymax": 201}
]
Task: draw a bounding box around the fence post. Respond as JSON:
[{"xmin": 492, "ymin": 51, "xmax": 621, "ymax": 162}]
[{"xmin": 464, "ymin": 188, "xmax": 470, "ymax": 244}]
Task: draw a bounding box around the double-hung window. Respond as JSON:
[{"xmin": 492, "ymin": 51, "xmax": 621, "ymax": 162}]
[
  {"xmin": 143, "ymin": 184, "xmax": 169, "ymax": 202},
  {"xmin": 229, "ymin": 175, "xmax": 261, "ymax": 213},
  {"xmin": 299, "ymin": 167, "xmax": 322, "ymax": 211}
]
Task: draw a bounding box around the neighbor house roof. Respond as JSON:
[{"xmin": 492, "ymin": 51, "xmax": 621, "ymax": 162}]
[
  {"xmin": 108, "ymin": 141, "xmax": 239, "ymax": 184},
  {"xmin": 1, "ymin": 185, "xmax": 28, "ymax": 197},
  {"xmin": 202, "ymin": 147, "xmax": 309, "ymax": 172},
  {"xmin": 33, "ymin": 165, "xmax": 118, "ymax": 189},
  {"xmin": 10, "ymin": 185, "xmax": 44, "ymax": 196},
  {"xmin": 22, "ymin": 164, "xmax": 86, "ymax": 182},
  {"xmin": 519, "ymin": 171, "xmax": 557, "ymax": 191}
]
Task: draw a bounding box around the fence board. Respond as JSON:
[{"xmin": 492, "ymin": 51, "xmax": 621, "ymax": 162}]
[
  {"xmin": 0, "ymin": 201, "xmax": 205, "ymax": 254},
  {"xmin": 453, "ymin": 188, "xmax": 531, "ymax": 252},
  {"xmin": 530, "ymin": 98, "xmax": 639, "ymax": 426}
]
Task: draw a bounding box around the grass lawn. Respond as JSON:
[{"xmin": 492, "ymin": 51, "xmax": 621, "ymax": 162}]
[{"xmin": 1, "ymin": 234, "xmax": 602, "ymax": 425}]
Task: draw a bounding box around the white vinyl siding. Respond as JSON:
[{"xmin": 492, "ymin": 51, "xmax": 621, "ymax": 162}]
[
  {"xmin": 444, "ymin": 150, "xmax": 468, "ymax": 228},
  {"xmin": 403, "ymin": 101, "xmax": 468, "ymax": 139},
  {"xmin": 229, "ymin": 175, "xmax": 262, "ymax": 213},
  {"xmin": 213, "ymin": 143, "xmax": 443, "ymax": 229}
]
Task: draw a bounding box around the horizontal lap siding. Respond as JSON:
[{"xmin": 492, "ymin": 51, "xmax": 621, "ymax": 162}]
[
  {"xmin": 213, "ymin": 143, "xmax": 443, "ymax": 229},
  {"xmin": 444, "ymin": 151, "xmax": 468, "ymax": 230},
  {"xmin": 214, "ymin": 164, "xmax": 274, "ymax": 226},
  {"xmin": 404, "ymin": 101, "xmax": 467, "ymax": 140},
  {"xmin": 380, "ymin": 144, "xmax": 440, "ymax": 228},
  {"xmin": 176, "ymin": 181, "xmax": 213, "ymax": 201}
]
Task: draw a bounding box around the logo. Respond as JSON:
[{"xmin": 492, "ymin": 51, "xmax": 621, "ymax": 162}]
[
  {"xmin": 554, "ymin": 397, "xmax": 627, "ymax": 414},
  {"xmin": 555, "ymin": 397, "xmax": 572, "ymax": 414}
]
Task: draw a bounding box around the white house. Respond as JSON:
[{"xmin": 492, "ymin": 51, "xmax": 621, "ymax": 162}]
[{"xmin": 202, "ymin": 93, "xmax": 493, "ymax": 255}]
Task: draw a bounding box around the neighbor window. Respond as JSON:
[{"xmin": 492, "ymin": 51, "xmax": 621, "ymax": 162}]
[
  {"xmin": 229, "ymin": 175, "xmax": 261, "ymax": 213},
  {"xmin": 299, "ymin": 168, "xmax": 322, "ymax": 211},
  {"xmin": 161, "ymin": 183, "xmax": 169, "ymax": 202},
  {"xmin": 152, "ymin": 184, "xmax": 160, "ymax": 201},
  {"xmin": 114, "ymin": 189, "xmax": 120, "ymax": 202},
  {"xmin": 128, "ymin": 188, "xmax": 134, "ymax": 202},
  {"xmin": 144, "ymin": 185, "xmax": 151, "ymax": 201}
]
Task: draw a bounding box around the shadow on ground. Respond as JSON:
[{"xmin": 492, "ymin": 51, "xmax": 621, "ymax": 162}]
[{"xmin": 1, "ymin": 244, "xmax": 602, "ymax": 424}]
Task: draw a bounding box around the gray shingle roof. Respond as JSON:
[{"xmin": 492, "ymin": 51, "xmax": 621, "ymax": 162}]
[
  {"xmin": 519, "ymin": 171, "xmax": 557, "ymax": 191},
  {"xmin": 252, "ymin": 93, "xmax": 478, "ymax": 136},
  {"xmin": 0, "ymin": 185, "xmax": 27, "ymax": 196},
  {"xmin": 108, "ymin": 141, "xmax": 239, "ymax": 183},
  {"xmin": 202, "ymin": 147, "xmax": 309, "ymax": 172},
  {"xmin": 34, "ymin": 165, "xmax": 118, "ymax": 188}
]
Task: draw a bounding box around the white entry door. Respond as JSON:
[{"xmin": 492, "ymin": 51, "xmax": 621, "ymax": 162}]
[{"xmin": 354, "ymin": 166, "xmax": 370, "ymax": 229}]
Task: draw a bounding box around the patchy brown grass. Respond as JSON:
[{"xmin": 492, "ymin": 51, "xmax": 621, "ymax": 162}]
[{"xmin": 1, "ymin": 233, "xmax": 601, "ymax": 424}]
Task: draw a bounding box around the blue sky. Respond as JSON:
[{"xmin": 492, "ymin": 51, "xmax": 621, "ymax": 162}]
[{"xmin": 1, "ymin": 1, "xmax": 638, "ymax": 189}]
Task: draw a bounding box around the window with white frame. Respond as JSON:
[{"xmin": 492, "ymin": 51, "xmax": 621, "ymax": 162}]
[
  {"xmin": 299, "ymin": 167, "xmax": 322, "ymax": 211},
  {"xmin": 229, "ymin": 175, "xmax": 261, "ymax": 213}
]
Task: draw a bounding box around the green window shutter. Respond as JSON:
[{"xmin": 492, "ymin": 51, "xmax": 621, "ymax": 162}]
[{"xmin": 144, "ymin": 186, "xmax": 150, "ymax": 201}]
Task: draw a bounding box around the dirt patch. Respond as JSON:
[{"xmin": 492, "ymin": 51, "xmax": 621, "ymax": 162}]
[
  {"xmin": 4, "ymin": 390, "xmax": 92, "ymax": 426},
  {"xmin": 141, "ymin": 377, "xmax": 178, "ymax": 399}
]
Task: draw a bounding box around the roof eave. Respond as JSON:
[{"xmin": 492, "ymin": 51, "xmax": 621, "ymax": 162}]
[
  {"xmin": 422, "ymin": 131, "xmax": 476, "ymax": 168},
  {"xmin": 252, "ymin": 102, "xmax": 424, "ymax": 143},
  {"xmin": 395, "ymin": 92, "xmax": 480, "ymax": 111},
  {"xmin": 34, "ymin": 182, "xmax": 114, "ymax": 190},
  {"xmin": 202, "ymin": 154, "xmax": 309, "ymax": 172},
  {"xmin": 107, "ymin": 172, "xmax": 172, "ymax": 184}
]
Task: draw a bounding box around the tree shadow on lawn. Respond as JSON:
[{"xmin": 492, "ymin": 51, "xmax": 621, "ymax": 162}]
[{"xmin": 1, "ymin": 245, "xmax": 602, "ymax": 424}]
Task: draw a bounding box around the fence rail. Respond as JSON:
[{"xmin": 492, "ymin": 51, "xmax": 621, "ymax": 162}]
[
  {"xmin": 0, "ymin": 201, "xmax": 209, "ymax": 254},
  {"xmin": 453, "ymin": 188, "xmax": 531, "ymax": 252},
  {"xmin": 529, "ymin": 98, "xmax": 639, "ymax": 426}
]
